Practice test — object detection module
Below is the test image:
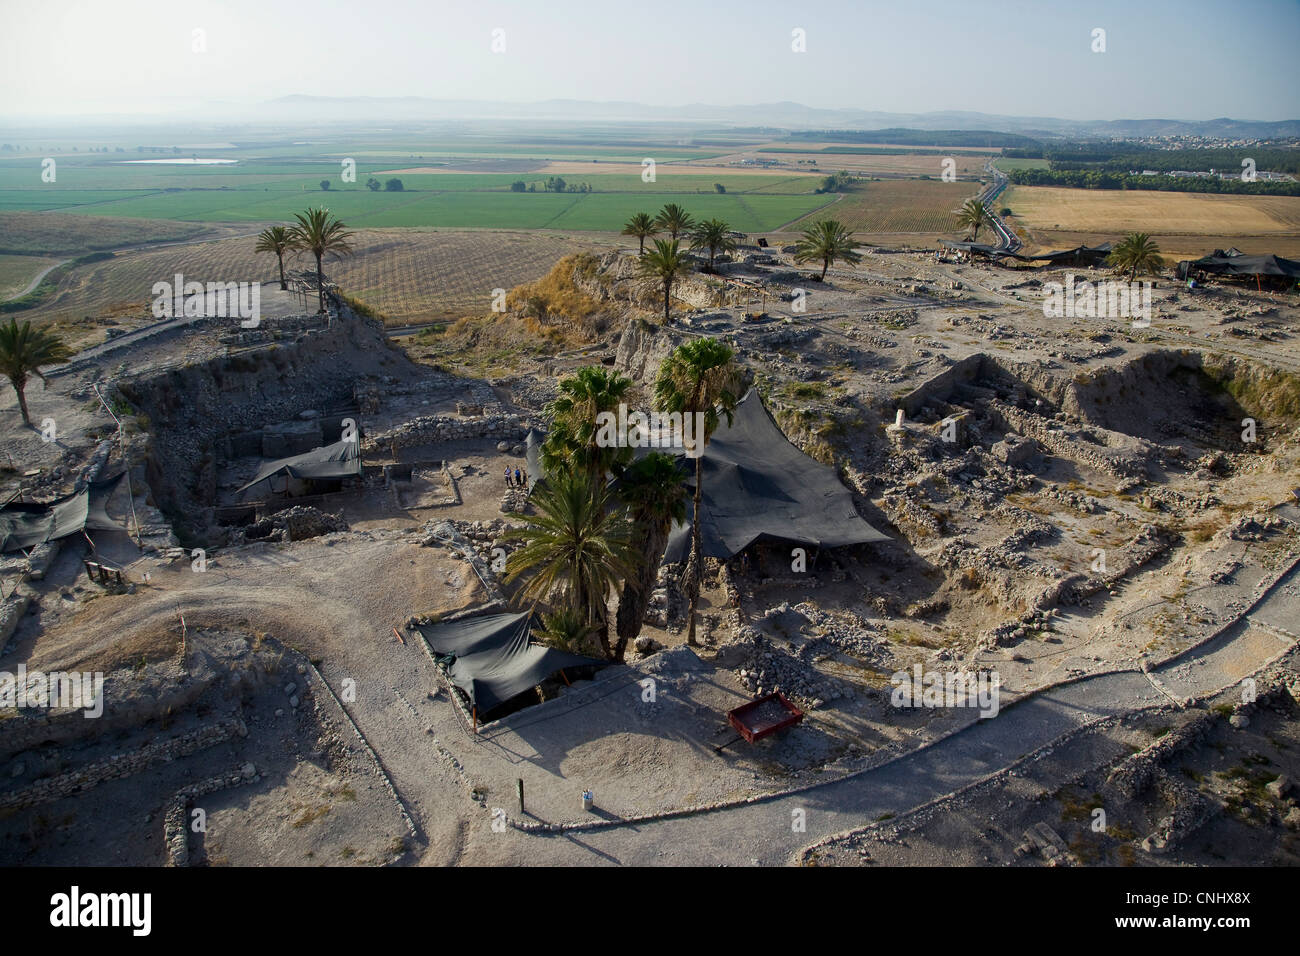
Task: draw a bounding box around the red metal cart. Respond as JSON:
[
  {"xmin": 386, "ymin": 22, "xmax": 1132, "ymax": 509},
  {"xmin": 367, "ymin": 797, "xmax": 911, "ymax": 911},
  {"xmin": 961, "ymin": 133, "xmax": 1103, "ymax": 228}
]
[{"xmin": 723, "ymin": 692, "xmax": 804, "ymax": 747}]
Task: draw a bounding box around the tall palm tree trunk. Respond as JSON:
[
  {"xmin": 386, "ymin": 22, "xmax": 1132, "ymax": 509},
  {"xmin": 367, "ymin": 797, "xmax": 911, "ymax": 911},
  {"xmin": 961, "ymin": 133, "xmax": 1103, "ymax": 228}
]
[
  {"xmin": 821, "ymin": 258, "xmax": 829, "ymax": 280},
  {"xmin": 595, "ymin": 610, "xmax": 613, "ymax": 661},
  {"xmin": 663, "ymin": 279, "xmax": 672, "ymax": 325},
  {"xmin": 277, "ymin": 254, "xmax": 287, "ymax": 291},
  {"xmin": 315, "ymin": 252, "xmax": 325, "ymax": 313},
  {"xmin": 11, "ymin": 375, "xmax": 30, "ymax": 425},
  {"xmin": 686, "ymin": 454, "xmax": 704, "ymax": 647},
  {"xmin": 615, "ymin": 520, "xmax": 668, "ymax": 662}
]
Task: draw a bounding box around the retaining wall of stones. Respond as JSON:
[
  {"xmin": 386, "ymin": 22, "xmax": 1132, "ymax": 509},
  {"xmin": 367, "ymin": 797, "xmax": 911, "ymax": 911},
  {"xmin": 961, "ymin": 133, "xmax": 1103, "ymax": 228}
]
[
  {"xmin": 164, "ymin": 764, "xmax": 259, "ymax": 866},
  {"xmin": 0, "ymin": 717, "xmax": 246, "ymax": 812}
]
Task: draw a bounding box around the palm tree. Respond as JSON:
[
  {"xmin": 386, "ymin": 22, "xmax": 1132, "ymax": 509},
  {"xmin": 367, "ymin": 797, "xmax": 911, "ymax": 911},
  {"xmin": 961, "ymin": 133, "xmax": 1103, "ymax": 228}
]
[
  {"xmin": 1107, "ymin": 232, "xmax": 1165, "ymax": 283},
  {"xmin": 286, "ymin": 207, "xmax": 355, "ymax": 313},
  {"xmin": 504, "ymin": 469, "xmax": 634, "ymax": 661},
  {"xmin": 536, "ymin": 607, "xmax": 598, "ymax": 656},
  {"xmin": 614, "ymin": 452, "xmax": 687, "ymax": 662},
  {"xmin": 254, "ymin": 225, "xmax": 294, "ymax": 291},
  {"xmin": 622, "ymin": 212, "xmax": 656, "ymax": 255},
  {"xmin": 689, "ymin": 218, "xmax": 737, "ymax": 273},
  {"xmin": 956, "ymin": 197, "xmax": 992, "ymax": 242},
  {"xmin": 793, "ymin": 218, "xmax": 862, "ymax": 280},
  {"xmin": 653, "ymin": 203, "xmax": 695, "ymax": 241},
  {"xmin": 0, "ymin": 319, "xmax": 71, "ymax": 426},
  {"xmin": 653, "ymin": 338, "xmax": 741, "ymax": 647},
  {"xmin": 638, "ymin": 239, "xmax": 692, "ymax": 326},
  {"xmin": 541, "ymin": 366, "xmax": 634, "ymax": 480}
]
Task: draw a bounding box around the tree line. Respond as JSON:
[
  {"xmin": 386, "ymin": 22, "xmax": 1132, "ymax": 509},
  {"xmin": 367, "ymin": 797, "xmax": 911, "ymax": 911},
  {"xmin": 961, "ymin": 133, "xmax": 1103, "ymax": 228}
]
[{"xmin": 1006, "ymin": 167, "xmax": 1300, "ymax": 196}]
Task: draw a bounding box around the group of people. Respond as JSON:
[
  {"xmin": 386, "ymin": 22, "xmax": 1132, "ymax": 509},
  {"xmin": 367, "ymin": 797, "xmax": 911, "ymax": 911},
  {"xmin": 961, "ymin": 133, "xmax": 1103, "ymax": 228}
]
[{"xmin": 504, "ymin": 464, "xmax": 527, "ymax": 490}]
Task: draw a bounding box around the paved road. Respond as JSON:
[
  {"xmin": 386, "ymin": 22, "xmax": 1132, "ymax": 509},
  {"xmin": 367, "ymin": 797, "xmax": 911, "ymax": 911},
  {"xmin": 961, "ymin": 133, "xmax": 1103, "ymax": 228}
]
[{"xmin": 480, "ymin": 553, "xmax": 1299, "ymax": 865}]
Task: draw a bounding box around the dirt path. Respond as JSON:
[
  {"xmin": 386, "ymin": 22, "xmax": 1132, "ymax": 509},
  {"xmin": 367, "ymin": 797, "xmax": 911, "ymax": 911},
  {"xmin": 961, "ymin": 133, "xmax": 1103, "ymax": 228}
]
[{"xmin": 3, "ymin": 258, "xmax": 69, "ymax": 302}]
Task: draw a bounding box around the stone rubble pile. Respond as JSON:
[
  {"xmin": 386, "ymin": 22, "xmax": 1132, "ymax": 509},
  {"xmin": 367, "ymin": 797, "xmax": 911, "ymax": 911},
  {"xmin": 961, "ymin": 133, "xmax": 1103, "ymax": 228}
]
[
  {"xmin": 364, "ymin": 413, "xmax": 530, "ymax": 452},
  {"xmin": 732, "ymin": 622, "xmax": 852, "ymax": 708},
  {"xmin": 236, "ymin": 506, "xmax": 349, "ymax": 544}
]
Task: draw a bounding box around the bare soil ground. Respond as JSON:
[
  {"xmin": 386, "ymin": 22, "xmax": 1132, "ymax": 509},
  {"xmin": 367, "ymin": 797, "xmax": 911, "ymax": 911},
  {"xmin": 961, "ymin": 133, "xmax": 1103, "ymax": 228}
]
[{"xmin": 3, "ymin": 233, "xmax": 1299, "ymax": 867}]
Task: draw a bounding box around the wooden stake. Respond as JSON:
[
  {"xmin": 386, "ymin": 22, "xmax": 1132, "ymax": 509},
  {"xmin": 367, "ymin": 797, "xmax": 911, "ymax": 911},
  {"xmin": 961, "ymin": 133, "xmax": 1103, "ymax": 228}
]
[{"xmin": 392, "ymin": 626, "xmax": 406, "ymax": 645}]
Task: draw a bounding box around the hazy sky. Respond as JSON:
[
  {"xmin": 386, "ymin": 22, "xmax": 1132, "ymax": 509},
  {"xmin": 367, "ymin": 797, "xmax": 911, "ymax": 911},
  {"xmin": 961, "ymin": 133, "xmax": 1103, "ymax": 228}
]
[{"xmin": 2, "ymin": 0, "xmax": 1298, "ymax": 121}]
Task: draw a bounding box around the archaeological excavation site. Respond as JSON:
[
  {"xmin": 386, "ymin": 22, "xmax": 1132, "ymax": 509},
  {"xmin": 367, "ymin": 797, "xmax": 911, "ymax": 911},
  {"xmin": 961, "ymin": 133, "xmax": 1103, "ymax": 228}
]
[{"xmin": 3, "ymin": 237, "xmax": 1298, "ymax": 872}]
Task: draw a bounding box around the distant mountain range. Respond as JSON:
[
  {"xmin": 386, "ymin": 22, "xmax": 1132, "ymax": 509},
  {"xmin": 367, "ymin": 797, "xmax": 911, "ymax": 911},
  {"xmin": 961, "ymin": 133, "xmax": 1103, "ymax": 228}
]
[{"xmin": 262, "ymin": 95, "xmax": 1300, "ymax": 140}]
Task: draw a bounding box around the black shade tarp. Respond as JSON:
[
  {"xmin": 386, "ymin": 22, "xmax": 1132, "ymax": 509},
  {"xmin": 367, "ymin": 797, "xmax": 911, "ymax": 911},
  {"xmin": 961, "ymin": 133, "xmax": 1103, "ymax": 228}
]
[
  {"xmin": 0, "ymin": 473, "xmax": 127, "ymax": 552},
  {"xmin": 237, "ymin": 438, "xmax": 361, "ymax": 496},
  {"xmin": 662, "ymin": 390, "xmax": 889, "ymax": 561},
  {"xmin": 1006, "ymin": 242, "xmax": 1112, "ymax": 266},
  {"xmin": 416, "ymin": 611, "xmax": 606, "ymax": 719},
  {"xmin": 940, "ymin": 240, "xmax": 1011, "ymax": 258},
  {"xmin": 1180, "ymin": 252, "xmax": 1300, "ymax": 279}
]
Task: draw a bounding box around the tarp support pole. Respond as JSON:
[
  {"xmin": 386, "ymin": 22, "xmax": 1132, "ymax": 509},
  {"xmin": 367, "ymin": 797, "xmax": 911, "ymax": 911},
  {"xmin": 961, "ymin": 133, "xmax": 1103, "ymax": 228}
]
[
  {"xmin": 472, "ymin": 706, "xmax": 477, "ymax": 734},
  {"xmin": 559, "ymin": 668, "xmax": 570, "ymax": 686}
]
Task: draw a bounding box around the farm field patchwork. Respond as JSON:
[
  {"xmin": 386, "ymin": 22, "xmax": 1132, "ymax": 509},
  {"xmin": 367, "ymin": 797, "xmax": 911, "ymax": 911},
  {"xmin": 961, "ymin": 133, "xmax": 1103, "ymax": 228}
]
[
  {"xmin": 788, "ymin": 179, "xmax": 981, "ymax": 233},
  {"xmin": 0, "ymin": 155, "xmax": 835, "ymax": 232},
  {"xmin": 9, "ymin": 188, "xmax": 833, "ymax": 232},
  {"xmin": 742, "ymin": 150, "xmax": 989, "ymax": 177}
]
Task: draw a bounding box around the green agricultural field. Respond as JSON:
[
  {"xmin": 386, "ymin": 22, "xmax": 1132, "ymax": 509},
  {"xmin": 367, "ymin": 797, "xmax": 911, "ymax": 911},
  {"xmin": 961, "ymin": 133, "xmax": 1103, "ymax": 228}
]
[
  {"xmin": 2, "ymin": 186, "xmax": 832, "ymax": 233},
  {"xmin": 0, "ymin": 148, "xmax": 832, "ymax": 232},
  {"xmin": 993, "ymin": 157, "xmax": 1050, "ymax": 171}
]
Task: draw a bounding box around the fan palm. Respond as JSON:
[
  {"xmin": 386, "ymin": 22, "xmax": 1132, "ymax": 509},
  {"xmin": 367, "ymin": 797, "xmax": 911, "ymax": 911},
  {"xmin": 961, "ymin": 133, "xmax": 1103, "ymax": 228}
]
[
  {"xmin": 1107, "ymin": 232, "xmax": 1165, "ymax": 283},
  {"xmin": 653, "ymin": 203, "xmax": 695, "ymax": 241},
  {"xmin": 254, "ymin": 225, "xmax": 294, "ymax": 291},
  {"xmin": 540, "ymin": 366, "xmax": 634, "ymax": 480},
  {"xmin": 0, "ymin": 319, "xmax": 71, "ymax": 426},
  {"xmin": 652, "ymin": 338, "xmax": 741, "ymax": 647},
  {"xmin": 689, "ymin": 218, "xmax": 736, "ymax": 273},
  {"xmin": 614, "ymin": 452, "xmax": 688, "ymax": 661},
  {"xmin": 286, "ymin": 207, "xmax": 355, "ymax": 313},
  {"xmin": 504, "ymin": 469, "xmax": 634, "ymax": 661},
  {"xmin": 793, "ymin": 218, "xmax": 862, "ymax": 280},
  {"xmin": 956, "ymin": 198, "xmax": 991, "ymax": 242},
  {"xmin": 638, "ymin": 239, "xmax": 692, "ymax": 326},
  {"xmin": 621, "ymin": 212, "xmax": 656, "ymax": 255}
]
